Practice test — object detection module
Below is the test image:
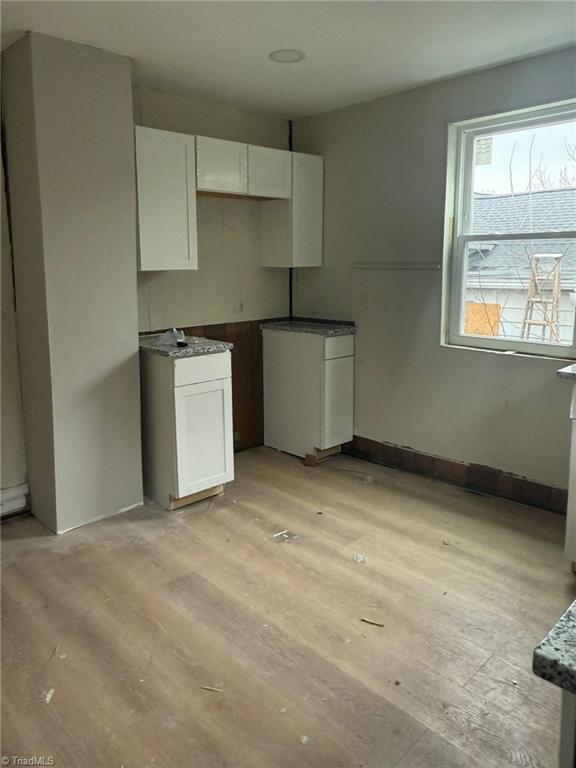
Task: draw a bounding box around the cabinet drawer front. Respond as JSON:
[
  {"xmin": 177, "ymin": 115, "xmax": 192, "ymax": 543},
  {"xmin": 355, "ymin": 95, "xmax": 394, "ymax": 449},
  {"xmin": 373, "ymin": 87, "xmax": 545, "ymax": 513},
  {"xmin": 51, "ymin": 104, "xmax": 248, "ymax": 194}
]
[
  {"xmin": 174, "ymin": 352, "xmax": 231, "ymax": 387},
  {"xmin": 324, "ymin": 335, "xmax": 354, "ymax": 360}
]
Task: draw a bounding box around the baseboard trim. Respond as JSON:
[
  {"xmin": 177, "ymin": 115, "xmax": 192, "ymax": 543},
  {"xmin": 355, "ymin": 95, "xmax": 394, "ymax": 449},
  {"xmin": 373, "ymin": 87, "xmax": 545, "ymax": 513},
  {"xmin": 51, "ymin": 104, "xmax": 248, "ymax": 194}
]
[
  {"xmin": 0, "ymin": 482, "xmax": 30, "ymax": 518},
  {"xmin": 342, "ymin": 436, "xmax": 567, "ymax": 515}
]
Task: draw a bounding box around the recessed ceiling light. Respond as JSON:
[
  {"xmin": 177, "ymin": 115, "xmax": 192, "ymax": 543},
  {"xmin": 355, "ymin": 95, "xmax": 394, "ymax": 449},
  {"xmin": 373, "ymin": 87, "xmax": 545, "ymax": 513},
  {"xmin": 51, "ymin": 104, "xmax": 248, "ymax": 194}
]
[{"xmin": 269, "ymin": 49, "xmax": 306, "ymax": 64}]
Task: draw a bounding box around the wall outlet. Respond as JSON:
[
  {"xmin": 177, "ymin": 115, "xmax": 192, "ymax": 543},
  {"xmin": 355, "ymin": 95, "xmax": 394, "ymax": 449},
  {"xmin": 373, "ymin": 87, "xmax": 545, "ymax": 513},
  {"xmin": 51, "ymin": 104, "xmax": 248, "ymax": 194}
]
[{"xmin": 359, "ymin": 289, "xmax": 371, "ymax": 308}]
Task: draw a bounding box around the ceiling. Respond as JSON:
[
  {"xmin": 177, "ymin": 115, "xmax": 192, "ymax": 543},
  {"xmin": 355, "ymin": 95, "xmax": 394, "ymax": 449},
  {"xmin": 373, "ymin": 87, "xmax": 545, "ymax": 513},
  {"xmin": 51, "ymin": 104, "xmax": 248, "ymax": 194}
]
[{"xmin": 1, "ymin": 1, "xmax": 574, "ymax": 119}]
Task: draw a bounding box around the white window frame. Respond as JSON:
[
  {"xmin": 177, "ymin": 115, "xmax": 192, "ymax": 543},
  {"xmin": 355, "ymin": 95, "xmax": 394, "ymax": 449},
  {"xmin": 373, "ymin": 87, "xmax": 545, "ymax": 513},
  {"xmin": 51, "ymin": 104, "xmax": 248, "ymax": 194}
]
[{"xmin": 443, "ymin": 100, "xmax": 576, "ymax": 359}]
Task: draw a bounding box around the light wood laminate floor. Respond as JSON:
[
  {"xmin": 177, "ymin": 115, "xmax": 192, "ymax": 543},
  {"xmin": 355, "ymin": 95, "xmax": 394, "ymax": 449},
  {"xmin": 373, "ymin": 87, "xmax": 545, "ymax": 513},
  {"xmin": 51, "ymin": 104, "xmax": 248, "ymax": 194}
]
[{"xmin": 2, "ymin": 447, "xmax": 574, "ymax": 768}]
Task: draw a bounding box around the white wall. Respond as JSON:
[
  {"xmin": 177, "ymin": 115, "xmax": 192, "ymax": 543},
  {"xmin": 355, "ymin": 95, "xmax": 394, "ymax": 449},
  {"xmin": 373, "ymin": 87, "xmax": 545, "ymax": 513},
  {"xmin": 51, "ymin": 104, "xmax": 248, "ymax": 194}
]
[
  {"xmin": 135, "ymin": 86, "xmax": 290, "ymax": 331},
  {"xmin": 1, "ymin": 163, "xmax": 27, "ymax": 500},
  {"xmin": 293, "ymin": 47, "xmax": 576, "ymax": 489},
  {"xmin": 3, "ymin": 33, "xmax": 143, "ymax": 532}
]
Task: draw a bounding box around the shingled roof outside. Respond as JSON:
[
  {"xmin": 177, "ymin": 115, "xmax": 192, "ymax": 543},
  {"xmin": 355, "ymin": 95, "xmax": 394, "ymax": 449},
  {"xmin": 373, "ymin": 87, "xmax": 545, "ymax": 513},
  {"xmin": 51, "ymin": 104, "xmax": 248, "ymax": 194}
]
[{"xmin": 466, "ymin": 187, "xmax": 576, "ymax": 290}]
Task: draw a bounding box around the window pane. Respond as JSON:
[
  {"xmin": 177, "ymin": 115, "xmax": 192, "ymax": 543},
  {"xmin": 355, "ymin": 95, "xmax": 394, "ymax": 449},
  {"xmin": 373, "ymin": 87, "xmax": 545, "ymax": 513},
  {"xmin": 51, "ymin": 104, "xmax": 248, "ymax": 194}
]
[
  {"xmin": 462, "ymin": 238, "xmax": 576, "ymax": 346},
  {"xmin": 470, "ymin": 119, "xmax": 576, "ymax": 235}
]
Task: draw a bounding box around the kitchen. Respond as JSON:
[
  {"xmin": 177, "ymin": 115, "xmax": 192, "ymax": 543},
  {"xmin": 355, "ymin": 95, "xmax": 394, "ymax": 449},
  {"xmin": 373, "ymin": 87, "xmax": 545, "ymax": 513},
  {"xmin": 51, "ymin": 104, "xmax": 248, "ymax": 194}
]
[{"xmin": 1, "ymin": 3, "xmax": 576, "ymax": 767}]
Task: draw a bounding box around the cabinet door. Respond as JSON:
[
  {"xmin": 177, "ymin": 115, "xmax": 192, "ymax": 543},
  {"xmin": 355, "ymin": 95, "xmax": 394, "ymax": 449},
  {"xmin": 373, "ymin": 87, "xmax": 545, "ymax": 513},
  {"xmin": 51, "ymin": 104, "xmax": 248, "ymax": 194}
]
[
  {"xmin": 135, "ymin": 127, "xmax": 198, "ymax": 271},
  {"xmin": 196, "ymin": 136, "xmax": 248, "ymax": 194},
  {"xmin": 174, "ymin": 378, "xmax": 234, "ymax": 498},
  {"xmin": 321, "ymin": 355, "xmax": 353, "ymax": 449},
  {"xmin": 292, "ymin": 153, "xmax": 324, "ymax": 267},
  {"xmin": 248, "ymin": 145, "xmax": 292, "ymax": 198}
]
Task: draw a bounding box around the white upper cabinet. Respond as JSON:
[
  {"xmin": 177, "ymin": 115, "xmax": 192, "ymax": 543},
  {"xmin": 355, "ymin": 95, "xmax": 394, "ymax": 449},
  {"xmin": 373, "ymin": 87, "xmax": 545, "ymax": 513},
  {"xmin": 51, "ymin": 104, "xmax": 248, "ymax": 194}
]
[
  {"xmin": 248, "ymin": 145, "xmax": 292, "ymax": 198},
  {"xmin": 292, "ymin": 153, "xmax": 324, "ymax": 267},
  {"xmin": 135, "ymin": 126, "xmax": 198, "ymax": 271},
  {"xmin": 135, "ymin": 127, "xmax": 323, "ymax": 271},
  {"xmin": 260, "ymin": 152, "xmax": 324, "ymax": 268},
  {"xmin": 196, "ymin": 136, "xmax": 248, "ymax": 194}
]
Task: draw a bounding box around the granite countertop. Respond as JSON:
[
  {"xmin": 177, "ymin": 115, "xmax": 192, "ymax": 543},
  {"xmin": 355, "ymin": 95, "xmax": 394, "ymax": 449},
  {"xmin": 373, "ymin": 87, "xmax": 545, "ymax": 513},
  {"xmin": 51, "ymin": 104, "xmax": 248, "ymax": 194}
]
[
  {"xmin": 533, "ymin": 600, "xmax": 576, "ymax": 694},
  {"xmin": 558, "ymin": 364, "xmax": 576, "ymax": 381},
  {"xmin": 139, "ymin": 334, "xmax": 233, "ymax": 359},
  {"xmin": 261, "ymin": 321, "xmax": 356, "ymax": 337}
]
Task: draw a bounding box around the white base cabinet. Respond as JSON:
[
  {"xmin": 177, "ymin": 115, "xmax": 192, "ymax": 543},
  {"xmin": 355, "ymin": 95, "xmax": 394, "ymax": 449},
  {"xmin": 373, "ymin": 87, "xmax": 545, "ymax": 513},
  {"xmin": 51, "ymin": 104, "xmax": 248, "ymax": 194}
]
[
  {"xmin": 263, "ymin": 329, "xmax": 354, "ymax": 458},
  {"xmin": 140, "ymin": 351, "xmax": 234, "ymax": 509}
]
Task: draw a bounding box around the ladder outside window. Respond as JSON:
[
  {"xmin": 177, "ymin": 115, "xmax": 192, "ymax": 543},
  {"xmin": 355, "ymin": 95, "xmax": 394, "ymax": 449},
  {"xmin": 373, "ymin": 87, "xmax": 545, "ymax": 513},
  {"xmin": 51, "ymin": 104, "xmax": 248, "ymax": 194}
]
[{"xmin": 520, "ymin": 254, "xmax": 562, "ymax": 343}]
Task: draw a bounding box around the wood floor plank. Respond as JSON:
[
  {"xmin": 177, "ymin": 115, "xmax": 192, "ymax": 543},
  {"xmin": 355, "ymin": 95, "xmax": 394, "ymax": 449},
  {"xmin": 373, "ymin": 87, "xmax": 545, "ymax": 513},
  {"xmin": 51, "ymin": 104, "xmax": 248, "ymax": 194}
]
[
  {"xmin": 1, "ymin": 447, "xmax": 572, "ymax": 767},
  {"xmin": 394, "ymin": 730, "xmax": 485, "ymax": 768}
]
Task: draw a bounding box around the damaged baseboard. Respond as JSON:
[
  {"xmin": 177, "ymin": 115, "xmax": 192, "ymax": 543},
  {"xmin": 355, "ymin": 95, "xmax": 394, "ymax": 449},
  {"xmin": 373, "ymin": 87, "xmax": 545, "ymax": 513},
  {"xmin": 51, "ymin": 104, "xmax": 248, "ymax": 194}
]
[
  {"xmin": 0, "ymin": 482, "xmax": 30, "ymax": 518},
  {"xmin": 343, "ymin": 436, "xmax": 567, "ymax": 515}
]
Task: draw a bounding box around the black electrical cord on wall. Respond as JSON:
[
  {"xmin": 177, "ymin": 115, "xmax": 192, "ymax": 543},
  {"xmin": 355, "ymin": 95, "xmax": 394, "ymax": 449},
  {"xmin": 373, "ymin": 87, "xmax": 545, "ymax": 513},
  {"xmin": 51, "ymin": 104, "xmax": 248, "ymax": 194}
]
[{"xmin": 288, "ymin": 120, "xmax": 294, "ymax": 319}]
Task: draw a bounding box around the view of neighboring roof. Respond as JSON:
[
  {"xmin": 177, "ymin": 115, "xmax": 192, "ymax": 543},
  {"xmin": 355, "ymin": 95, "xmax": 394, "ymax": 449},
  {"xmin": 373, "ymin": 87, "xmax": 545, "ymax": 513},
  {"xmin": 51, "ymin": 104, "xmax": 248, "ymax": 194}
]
[
  {"xmin": 472, "ymin": 186, "xmax": 576, "ymax": 235},
  {"xmin": 467, "ymin": 187, "xmax": 576, "ymax": 291}
]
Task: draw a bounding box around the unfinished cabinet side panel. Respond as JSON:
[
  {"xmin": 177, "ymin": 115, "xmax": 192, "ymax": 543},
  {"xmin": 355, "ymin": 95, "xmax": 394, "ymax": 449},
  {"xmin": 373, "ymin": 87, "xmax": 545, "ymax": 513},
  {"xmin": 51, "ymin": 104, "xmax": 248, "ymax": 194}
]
[
  {"xmin": 321, "ymin": 355, "xmax": 354, "ymax": 450},
  {"xmin": 292, "ymin": 153, "xmax": 324, "ymax": 268},
  {"xmin": 140, "ymin": 352, "xmax": 177, "ymax": 509},
  {"xmin": 263, "ymin": 330, "xmax": 323, "ymax": 457}
]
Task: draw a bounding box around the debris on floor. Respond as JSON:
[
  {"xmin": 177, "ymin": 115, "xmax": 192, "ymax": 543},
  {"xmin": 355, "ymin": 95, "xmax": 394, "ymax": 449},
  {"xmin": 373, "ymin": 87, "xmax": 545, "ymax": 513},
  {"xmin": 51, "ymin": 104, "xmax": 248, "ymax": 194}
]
[
  {"xmin": 199, "ymin": 685, "xmax": 223, "ymax": 693},
  {"xmin": 360, "ymin": 617, "xmax": 385, "ymax": 628},
  {"xmin": 42, "ymin": 688, "xmax": 55, "ymax": 704},
  {"xmin": 442, "ymin": 539, "xmax": 451, "ymax": 545},
  {"xmin": 272, "ymin": 530, "xmax": 298, "ymax": 543},
  {"xmin": 394, "ymin": 680, "xmax": 401, "ymax": 686},
  {"xmin": 339, "ymin": 468, "xmax": 375, "ymax": 483},
  {"xmin": 300, "ymin": 736, "xmax": 309, "ymax": 744},
  {"xmin": 352, "ymin": 553, "xmax": 367, "ymax": 563},
  {"xmin": 48, "ymin": 645, "xmax": 60, "ymax": 662}
]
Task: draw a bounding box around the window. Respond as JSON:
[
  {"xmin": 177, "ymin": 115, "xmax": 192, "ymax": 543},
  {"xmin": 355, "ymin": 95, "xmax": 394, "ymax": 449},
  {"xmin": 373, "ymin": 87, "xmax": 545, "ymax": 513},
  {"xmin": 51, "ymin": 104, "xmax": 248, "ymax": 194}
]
[{"xmin": 444, "ymin": 101, "xmax": 576, "ymax": 358}]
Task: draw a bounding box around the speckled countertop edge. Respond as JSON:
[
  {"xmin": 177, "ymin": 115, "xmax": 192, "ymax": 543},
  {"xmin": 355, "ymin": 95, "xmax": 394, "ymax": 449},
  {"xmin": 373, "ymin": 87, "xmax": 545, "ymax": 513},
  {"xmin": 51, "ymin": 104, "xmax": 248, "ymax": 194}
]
[
  {"xmin": 533, "ymin": 600, "xmax": 576, "ymax": 694},
  {"xmin": 139, "ymin": 334, "xmax": 233, "ymax": 358},
  {"xmin": 261, "ymin": 321, "xmax": 356, "ymax": 337}
]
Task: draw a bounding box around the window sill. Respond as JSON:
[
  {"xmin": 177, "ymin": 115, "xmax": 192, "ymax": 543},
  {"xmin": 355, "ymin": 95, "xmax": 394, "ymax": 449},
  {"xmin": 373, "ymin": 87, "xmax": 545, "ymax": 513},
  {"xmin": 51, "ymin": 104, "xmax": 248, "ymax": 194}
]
[{"xmin": 440, "ymin": 339, "xmax": 576, "ymax": 364}]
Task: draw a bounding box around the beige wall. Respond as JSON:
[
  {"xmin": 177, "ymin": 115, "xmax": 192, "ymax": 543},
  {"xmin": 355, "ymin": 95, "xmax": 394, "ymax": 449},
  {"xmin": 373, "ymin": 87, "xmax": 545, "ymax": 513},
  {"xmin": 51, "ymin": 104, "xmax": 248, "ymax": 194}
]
[
  {"xmin": 293, "ymin": 47, "xmax": 576, "ymax": 489},
  {"xmin": 3, "ymin": 33, "xmax": 143, "ymax": 532},
  {"xmin": 1, "ymin": 163, "xmax": 27, "ymax": 496},
  {"xmin": 134, "ymin": 86, "xmax": 290, "ymax": 331}
]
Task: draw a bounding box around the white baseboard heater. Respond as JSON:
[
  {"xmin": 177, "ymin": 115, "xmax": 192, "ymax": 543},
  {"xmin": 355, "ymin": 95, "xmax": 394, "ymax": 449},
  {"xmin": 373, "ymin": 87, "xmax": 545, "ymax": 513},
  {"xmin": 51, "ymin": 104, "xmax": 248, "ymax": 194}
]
[{"xmin": 1, "ymin": 482, "xmax": 30, "ymax": 518}]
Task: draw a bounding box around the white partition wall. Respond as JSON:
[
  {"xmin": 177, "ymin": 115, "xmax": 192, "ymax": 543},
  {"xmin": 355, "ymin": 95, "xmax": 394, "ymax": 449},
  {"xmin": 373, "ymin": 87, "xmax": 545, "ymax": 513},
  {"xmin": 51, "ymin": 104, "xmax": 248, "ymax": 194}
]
[{"xmin": 3, "ymin": 33, "xmax": 143, "ymax": 532}]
